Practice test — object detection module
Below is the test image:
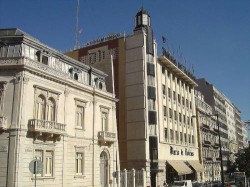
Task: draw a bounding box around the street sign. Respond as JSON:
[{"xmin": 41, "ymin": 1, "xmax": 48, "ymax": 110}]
[{"xmin": 29, "ymin": 159, "xmax": 43, "ymax": 174}]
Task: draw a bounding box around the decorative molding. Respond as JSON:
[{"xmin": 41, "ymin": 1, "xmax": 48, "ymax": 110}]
[
  {"xmin": 0, "ymin": 58, "xmax": 21, "ymax": 65},
  {"xmin": 74, "ymin": 98, "xmax": 88, "ymax": 107},
  {"xmin": 23, "ymin": 77, "xmax": 30, "ymax": 84},
  {"xmin": 33, "ymin": 85, "xmax": 61, "ymax": 95},
  {"xmin": 24, "ymin": 57, "xmax": 69, "ymax": 79}
]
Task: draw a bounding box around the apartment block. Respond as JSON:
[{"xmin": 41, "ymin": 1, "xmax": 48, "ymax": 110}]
[{"xmin": 194, "ymin": 90, "xmax": 221, "ymax": 182}]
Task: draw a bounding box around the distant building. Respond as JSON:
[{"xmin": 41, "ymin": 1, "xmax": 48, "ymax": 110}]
[
  {"xmin": 66, "ymin": 8, "xmax": 203, "ymax": 187},
  {"xmin": 225, "ymin": 97, "xmax": 237, "ymax": 167},
  {"xmin": 0, "ymin": 29, "xmax": 119, "ymax": 187},
  {"xmin": 234, "ymin": 106, "xmax": 245, "ymax": 152},
  {"xmin": 242, "ymin": 122, "xmax": 249, "ymax": 149},
  {"xmin": 196, "ymin": 78, "xmax": 229, "ymax": 177},
  {"xmin": 195, "ymin": 90, "xmax": 221, "ymax": 182}
]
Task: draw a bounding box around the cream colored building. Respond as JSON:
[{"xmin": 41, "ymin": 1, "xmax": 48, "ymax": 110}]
[
  {"xmin": 195, "ymin": 90, "xmax": 221, "ymax": 182},
  {"xmin": 225, "ymin": 97, "xmax": 237, "ymax": 165},
  {"xmin": 196, "ymin": 79, "xmax": 229, "ymax": 176},
  {"xmin": 157, "ymin": 53, "xmax": 203, "ymax": 184},
  {"xmin": 0, "ymin": 29, "xmax": 119, "ymax": 187}
]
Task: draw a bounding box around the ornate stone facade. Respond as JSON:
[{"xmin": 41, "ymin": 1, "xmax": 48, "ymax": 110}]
[{"xmin": 0, "ymin": 28, "xmax": 119, "ymax": 187}]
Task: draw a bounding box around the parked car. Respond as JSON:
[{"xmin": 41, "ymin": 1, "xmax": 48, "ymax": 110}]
[{"xmin": 172, "ymin": 180, "xmax": 193, "ymax": 187}]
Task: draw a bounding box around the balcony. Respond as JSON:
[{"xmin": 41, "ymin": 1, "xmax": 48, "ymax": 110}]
[
  {"xmin": 216, "ymin": 157, "xmax": 221, "ymax": 161},
  {"xmin": 206, "ymin": 157, "xmax": 213, "ymax": 161},
  {"xmin": 202, "ymin": 123, "xmax": 210, "ymax": 130},
  {"xmin": 213, "ymin": 143, "xmax": 220, "ymax": 149},
  {"xmin": 98, "ymin": 131, "xmax": 116, "ymax": 144},
  {"xmin": 28, "ymin": 119, "xmax": 66, "ymax": 137},
  {"xmin": 203, "ymin": 140, "xmax": 211, "ymax": 147},
  {"xmin": 0, "ymin": 116, "xmax": 7, "ymax": 130}
]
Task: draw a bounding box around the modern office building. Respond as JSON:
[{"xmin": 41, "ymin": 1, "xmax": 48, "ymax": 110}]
[
  {"xmin": 196, "ymin": 78, "xmax": 229, "ymax": 177},
  {"xmin": 66, "ymin": 8, "xmax": 203, "ymax": 186},
  {"xmin": 194, "ymin": 90, "xmax": 221, "ymax": 182},
  {"xmin": 0, "ymin": 28, "xmax": 119, "ymax": 187}
]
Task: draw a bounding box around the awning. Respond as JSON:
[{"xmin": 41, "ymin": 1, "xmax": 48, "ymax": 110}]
[
  {"xmin": 187, "ymin": 160, "xmax": 204, "ymax": 172},
  {"xmin": 166, "ymin": 160, "xmax": 193, "ymax": 175}
]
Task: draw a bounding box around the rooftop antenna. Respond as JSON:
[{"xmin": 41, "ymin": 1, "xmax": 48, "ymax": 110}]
[{"xmin": 74, "ymin": 0, "xmax": 80, "ymax": 50}]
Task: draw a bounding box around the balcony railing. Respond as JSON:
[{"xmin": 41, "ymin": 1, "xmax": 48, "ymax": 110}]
[
  {"xmin": 202, "ymin": 123, "xmax": 210, "ymax": 130},
  {"xmin": 98, "ymin": 131, "xmax": 116, "ymax": 144},
  {"xmin": 0, "ymin": 116, "xmax": 7, "ymax": 130},
  {"xmin": 28, "ymin": 119, "xmax": 66, "ymax": 135}
]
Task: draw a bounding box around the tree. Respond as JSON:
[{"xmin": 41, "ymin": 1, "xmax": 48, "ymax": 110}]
[{"xmin": 234, "ymin": 146, "xmax": 250, "ymax": 178}]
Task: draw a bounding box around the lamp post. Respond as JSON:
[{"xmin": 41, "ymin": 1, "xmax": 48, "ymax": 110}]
[{"xmin": 193, "ymin": 114, "xmax": 225, "ymax": 187}]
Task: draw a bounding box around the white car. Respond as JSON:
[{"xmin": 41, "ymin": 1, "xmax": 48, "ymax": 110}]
[{"xmin": 172, "ymin": 180, "xmax": 193, "ymax": 187}]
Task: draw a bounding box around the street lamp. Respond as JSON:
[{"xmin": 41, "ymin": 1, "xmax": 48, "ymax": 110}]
[{"xmin": 192, "ymin": 113, "xmax": 225, "ymax": 187}]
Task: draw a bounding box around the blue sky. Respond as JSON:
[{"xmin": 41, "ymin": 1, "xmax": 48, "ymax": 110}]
[{"xmin": 0, "ymin": 0, "xmax": 249, "ymax": 130}]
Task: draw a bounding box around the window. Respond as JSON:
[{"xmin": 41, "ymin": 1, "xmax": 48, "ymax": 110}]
[
  {"xmin": 183, "ymin": 114, "xmax": 186, "ymax": 123},
  {"xmin": 36, "ymin": 51, "xmax": 49, "ymax": 65},
  {"xmin": 184, "ymin": 133, "xmax": 187, "ymax": 143},
  {"xmin": 36, "ymin": 96, "xmax": 56, "ymax": 121},
  {"xmin": 182, "ymin": 97, "xmax": 185, "ymax": 105},
  {"xmin": 34, "ymin": 149, "xmax": 54, "ymax": 177},
  {"xmin": 75, "ymin": 99, "xmax": 87, "ymax": 129},
  {"xmin": 190, "ymin": 101, "xmax": 192, "ymax": 109},
  {"xmin": 101, "ymin": 112, "xmax": 108, "ymax": 131},
  {"xmin": 180, "ymin": 132, "xmax": 183, "ymax": 143},
  {"xmin": 0, "ymin": 81, "xmax": 7, "ymax": 115},
  {"xmin": 47, "ymin": 98, "xmax": 55, "ymax": 121},
  {"xmin": 42, "ymin": 55, "xmax": 48, "ymax": 65},
  {"xmin": 36, "ymin": 95, "xmax": 46, "ymax": 120},
  {"xmin": 175, "ymin": 131, "xmax": 178, "ymax": 142},
  {"xmin": 45, "ymin": 151, "xmax": 53, "ymax": 176},
  {"xmin": 170, "ymin": 129, "xmax": 174, "ymax": 141},
  {"xmin": 76, "ymin": 105, "xmax": 84, "ymax": 128},
  {"xmin": 179, "ymin": 113, "xmax": 182, "ymax": 122},
  {"xmin": 173, "ymin": 91, "xmax": 176, "ymax": 100},
  {"xmin": 164, "ymin": 128, "xmax": 168, "ymax": 141},
  {"xmin": 34, "ymin": 86, "xmax": 60, "ymax": 123},
  {"xmin": 186, "ymin": 99, "xmax": 189, "ymax": 108},
  {"xmin": 169, "ymin": 108, "xmax": 172, "ymax": 119},
  {"xmin": 187, "ymin": 116, "xmax": 190, "ymax": 125},
  {"xmin": 76, "ymin": 152, "xmax": 84, "ymax": 175},
  {"xmin": 162, "ymin": 84, "xmax": 166, "ymax": 95},
  {"xmin": 162, "ymin": 66, "xmax": 165, "ymax": 74},
  {"xmin": 168, "ymin": 88, "xmax": 171, "ymax": 98},
  {"xmin": 163, "ymin": 106, "xmax": 167, "ymax": 117},
  {"xmin": 174, "ymin": 110, "xmax": 177, "ymax": 121},
  {"xmin": 178, "ymin": 94, "xmax": 180, "ymax": 103}
]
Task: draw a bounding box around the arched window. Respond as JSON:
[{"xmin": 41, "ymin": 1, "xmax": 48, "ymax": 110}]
[
  {"xmin": 47, "ymin": 97, "xmax": 56, "ymax": 121},
  {"xmin": 100, "ymin": 151, "xmax": 109, "ymax": 187},
  {"xmin": 36, "ymin": 95, "xmax": 46, "ymax": 120}
]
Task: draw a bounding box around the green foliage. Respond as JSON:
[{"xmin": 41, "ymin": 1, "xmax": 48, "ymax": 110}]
[{"xmin": 234, "ymin": 146, "xmax": 250, "ymax": 178}]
